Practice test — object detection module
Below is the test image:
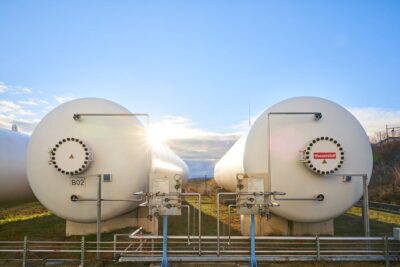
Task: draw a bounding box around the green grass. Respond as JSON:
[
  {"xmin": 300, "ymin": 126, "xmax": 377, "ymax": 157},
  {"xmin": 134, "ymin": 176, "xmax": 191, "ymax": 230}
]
[
  {"xmin": 0, "ymin": 201, "xmax": 136, "ymax": 242},
  {"xmin": 1, "ymin": 197, "xmax": 397, "ymax": 240},
  {"xmin": 334, "ymin": 207, "xmax": 399, "ymax": 237}
]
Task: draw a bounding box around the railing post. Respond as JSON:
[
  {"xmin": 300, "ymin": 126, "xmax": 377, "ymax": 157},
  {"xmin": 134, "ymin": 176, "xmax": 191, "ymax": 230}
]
[
  {"xmin": 80, "ymin": 236, "xmax": 85, "ymax": 267},
  {"xmin": 22, "ymin": 236, "xmax": 28, "ymax": 267},
  {"xmin": 384, "ymin": 236, "xmax": 389, "ymax": 267},
  {"xmin": 198, "ymin": 193, "xmax": 201, "ymax": 256},
  {"xmin": 113, "ymin": 234, "xmax": 117, "ymax": 260},
  {"xmin": 316, "ymin": 235, "xmax": 320, "ymax": 261}
]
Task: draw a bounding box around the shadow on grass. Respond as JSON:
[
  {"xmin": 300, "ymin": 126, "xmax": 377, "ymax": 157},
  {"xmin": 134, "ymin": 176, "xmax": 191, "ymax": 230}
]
[{"xmin": 335, "ymin": 213, "xmax": 398, "ymax": 237}]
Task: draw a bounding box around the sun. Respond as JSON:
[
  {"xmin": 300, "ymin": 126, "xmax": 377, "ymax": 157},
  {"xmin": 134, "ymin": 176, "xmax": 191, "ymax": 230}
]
[{"xmin": 146, "ymin": 125, "xmax": 169, "ymax": 147}]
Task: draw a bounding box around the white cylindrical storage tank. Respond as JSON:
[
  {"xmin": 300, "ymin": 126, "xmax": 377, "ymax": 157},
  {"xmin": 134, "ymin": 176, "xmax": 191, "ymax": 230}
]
[
  {"xmin": 0, "ymin": 128, "xmax": 34, "ymax": 203},
  {"xmin": 27, "ymin": 98, "xmax": 188, "ymax": 223},
  {"xmin": 215, "ymin": 96, "xmax": 373, "ymax": 223}
]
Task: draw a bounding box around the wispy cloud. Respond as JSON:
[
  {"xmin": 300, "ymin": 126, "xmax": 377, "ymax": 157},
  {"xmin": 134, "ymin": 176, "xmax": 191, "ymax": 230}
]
[
  {"xmin": 0, "ymin": 100, "xmax": 39, "ymax": 133},
  {"xmin": 16, "ymin": 86, "xmax": 33, "ymax": 94},
  {"xmin": 18, "ymin": 99, "xmax": 49, "ymax": 106},
  {"xmin": 347, "ymin": 107, "xmax": 400, "ymax": 138},
  {"xmin": 0, "ymin": 81, "xmax": 34, "ymax": 94},
  {"xmin": 54, "ymin": 95, "xmax": 76, "ymax": 104},
  {"xmin": 0, "ymin": 82, "xmax": 9, "ymax": 93}
]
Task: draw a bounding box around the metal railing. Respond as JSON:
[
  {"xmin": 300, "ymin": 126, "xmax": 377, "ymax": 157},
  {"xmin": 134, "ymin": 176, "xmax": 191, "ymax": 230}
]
[{"xmin": 1, "ymin": 235, "xmax": 398, "ymax": 266}]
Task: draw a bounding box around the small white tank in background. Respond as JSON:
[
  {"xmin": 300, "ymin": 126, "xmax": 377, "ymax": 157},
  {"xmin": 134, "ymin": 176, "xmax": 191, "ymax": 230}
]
[
  {"xmin": 27, "ymin": 98, "xmax": 188, "ymax": 223},
  {"xmin": 215, "ymin": 96, "xmax": 373, "ymax": 223},
  {"xmin": 0, "ymin": 128, "xmax": 34, "ymax": 203}
]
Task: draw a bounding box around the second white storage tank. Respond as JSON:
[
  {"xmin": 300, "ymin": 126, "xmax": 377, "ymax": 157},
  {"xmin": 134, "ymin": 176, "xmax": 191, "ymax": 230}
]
[{"xmin": 215, "ymin": 96, "xmax": 373, "ymax": 223}]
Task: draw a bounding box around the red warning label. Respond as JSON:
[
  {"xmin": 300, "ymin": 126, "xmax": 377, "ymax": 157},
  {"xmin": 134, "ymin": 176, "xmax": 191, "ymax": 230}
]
[{"xmin": 314, "ymin": 152, "xmax": 336, "ymax": 159}]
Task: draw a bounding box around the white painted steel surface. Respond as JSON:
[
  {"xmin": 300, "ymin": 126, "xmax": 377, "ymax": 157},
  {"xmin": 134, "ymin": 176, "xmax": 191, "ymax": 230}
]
[
  {"xmin": 0, "ymin": 128, "xmax": 34, "ymax": 203},
  {"xmin": 215, "ymin": 96, "xmax": 373, "ymax": 222},
  {"xmin": 27, "ymin": 98, "xmax": 188, "ymax": 223}
]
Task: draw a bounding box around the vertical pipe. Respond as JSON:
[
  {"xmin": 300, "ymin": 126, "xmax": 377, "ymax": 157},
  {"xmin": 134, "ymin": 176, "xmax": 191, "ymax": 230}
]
[
  {"xmin": 22, "ymin": 236, "xmax": 28, "ymax": 267},
  {"xmin": 113, "ymin": 235, "xmax": 117, "ymax": 260},
  {"xmin": 384, "ymin": 236, "xmax": 389, "ymax": 267},
  {"xmin": 250, "ymin": 214, "xmax": 257, "ymax": 267},
  {"xmin": 186, "ymin": 205, "xmax": 190, "ymax": 245},
  {"xmin": 217, "ymin": 193, "xmax": 220, "ymax": 256},
  {"xmin": 96, "ymin": 175, "xmax": 102, "ymax": 260},
  {"xmin": 362, "ymin": 175, "xmax": 370, "ymax": 237},
  {"xmin": 192, "ymin": 204, "xmax": 196, "ymax": 252},
  {"xmin": 228, "ymin": 204, "xmax": 236, "ymax": 245},
  {"xmin": 161, "ymin": 215, "xmax": 168, "ymax": 267},
  {"xmin": 182, "ymin": 205, "xmax": 190, "ymax": 245},
  {"xmin": 81, "ymin": 236, "xmax": 85, "ymax": 267},
  {"xmin": 228, "ymin": 205, "xmax": 231, "ymax": 244},
  {"xmin": 198, "ymin": 193, "xmax": 202, "ymax": 255}
]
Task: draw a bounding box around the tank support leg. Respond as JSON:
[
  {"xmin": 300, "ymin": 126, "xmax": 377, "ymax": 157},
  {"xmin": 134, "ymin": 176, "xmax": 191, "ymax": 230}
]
[
  {"xmin": 362, "ymin": 175, "xmax": 370, "ymax": 237},
  {"xmin": 250, "ymin": 214, "xmax": 257, "ymax": 267},
  {"xmin": 161, "ymin": 215, "xmax": 169, "ymax": 267}
]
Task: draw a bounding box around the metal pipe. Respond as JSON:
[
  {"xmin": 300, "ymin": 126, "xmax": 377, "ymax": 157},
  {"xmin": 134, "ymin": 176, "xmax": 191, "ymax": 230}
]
[
  {"xmin": 113, "ymin": 234, "xmax": 117, "ymax": 260},
  {"xmin": 73, "ymin": 198, "xmax": 144, "ymax": 202},
  {"xmin": 384, "ymin": 236, "xmax": 389, "ymax": 267},
  {"xmin": 80, "ymin": 236, "xmax": 85, "ymax": 267},
  {"xmin": 73, "ymin": 113, "xmax": 150, "ymax": 125},
  {"xmin": 217, "ymin": 192, "xmax": 285, "ymax": 256},
  {"xmin": 228, "ymin": 204, "xmax": 236, "ymax": 244},
  {"xmin": 362, "ymin": 175, "xmax": 370, "ymax": 237},
  {"xmin": 222, "ymin": 199, "xmax": 235, "ymax": 239},
  {"xmin": 198, "ymin": 193, "xmax": 201, "ymax": 255},
  {"xmin": 181, "ymin": 193, "xmax": 201, "ymax": 255},
  {"xmin": 96, "ymin": 174, "xmax": 101, "ymax": 260},
  {"xmin": 217, "ymin": 193, "xmax": 221, "ymax": 255},
  {"xmin": 129, "ymin": 227, "xmax": 144, "ymax": 238},
  {"xmin": 249, "ymin": 214, "xmax": 257, "ymax": 267},
  {"xmin": 267, "ymin": 112, "xmax": 321, "ymax": 200},
  {"xmin": 22, "ymin": 236, "xmax": 27, "ymax": 267},
  {"xmin": 273, "ymin": 195, "xmax": 320, "ymax": 201},
  {"xmin": 181, "ymin": 205, "xmax": 191, "ymax": 245},
  {"xmin": 161, "ymin": 216, "xmax": 168, "ymax": 267}
]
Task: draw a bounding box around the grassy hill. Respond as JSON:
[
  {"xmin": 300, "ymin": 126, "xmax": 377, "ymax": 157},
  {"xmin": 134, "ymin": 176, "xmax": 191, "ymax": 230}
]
[{"xmin": 370, "ymin": 141, "xmax": 400, "ymax": 204}]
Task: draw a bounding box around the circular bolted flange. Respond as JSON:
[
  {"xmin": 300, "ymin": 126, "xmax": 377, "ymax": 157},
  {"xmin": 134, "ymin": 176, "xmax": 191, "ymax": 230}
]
[
  {"xmin": 50, "ymin": 138, "xmax": 93, "ymax": 175},
  {"xmin": 304, "ymin": 136, "xmax": 344, "ymax": 176}
]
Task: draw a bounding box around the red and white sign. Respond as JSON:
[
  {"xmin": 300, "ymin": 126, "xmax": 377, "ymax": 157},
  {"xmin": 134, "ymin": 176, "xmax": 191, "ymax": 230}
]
[{"xmin": 314, "ymin": 152, "xmax": 336, "ymax": 160}]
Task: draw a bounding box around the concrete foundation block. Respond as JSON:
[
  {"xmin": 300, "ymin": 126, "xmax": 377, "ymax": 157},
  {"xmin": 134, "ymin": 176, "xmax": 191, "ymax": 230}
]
[
  {"xmin": 290, "ymin": 220, "xmax": 334, "ymax": 236},
  {"xmin": 240, "ymin": 214, "xmax": 333, "ymax": 236},
  {"xmin": 241, "ymin": 215, "xmax": 288, "ymax": 236}
]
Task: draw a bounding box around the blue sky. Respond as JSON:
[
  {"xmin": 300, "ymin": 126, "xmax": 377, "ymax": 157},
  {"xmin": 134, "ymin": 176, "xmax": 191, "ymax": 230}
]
[{"xmin": 1, "ymin": 1, "xmax": 400, "ymax": 177}]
